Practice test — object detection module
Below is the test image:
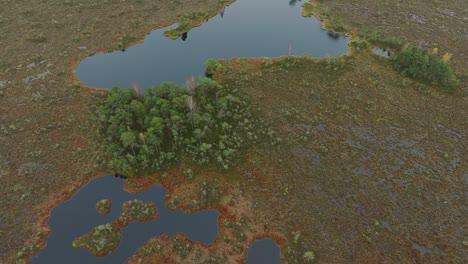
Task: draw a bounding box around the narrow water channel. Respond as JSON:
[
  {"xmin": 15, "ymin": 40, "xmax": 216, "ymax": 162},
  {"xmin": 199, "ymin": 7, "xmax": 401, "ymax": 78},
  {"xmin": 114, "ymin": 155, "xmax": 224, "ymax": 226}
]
[{"xmin": 76, "ymin": 0, "xmax": 349, "ymax": 89}]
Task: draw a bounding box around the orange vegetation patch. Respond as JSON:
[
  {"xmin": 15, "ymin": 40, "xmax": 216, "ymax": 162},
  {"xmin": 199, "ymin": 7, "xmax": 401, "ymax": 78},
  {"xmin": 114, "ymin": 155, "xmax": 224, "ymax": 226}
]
[
  {"xmin": 124, "ymin": 177, "xmax": 157, "ymax": 193},
  {"xmin": 124, "ymin": 164, "xmax": 288, "ymax": 263}
]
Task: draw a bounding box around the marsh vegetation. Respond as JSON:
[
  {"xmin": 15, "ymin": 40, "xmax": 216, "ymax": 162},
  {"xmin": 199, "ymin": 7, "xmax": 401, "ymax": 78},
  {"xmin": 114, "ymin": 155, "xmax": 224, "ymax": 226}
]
[
  {"xmin": 95, "ymin": 199, "xmax": 112, "ymax": 215},
  {"xmin": 117, "ymin": 199, "xmax": 158, "ymax": 227},
  {"xmin": 94, "ymin": 77, "xmax": 277, "ymax": 176},
  {"xmin": 72, "ymin": 223, "xmax": 121, "ymax": 257}
]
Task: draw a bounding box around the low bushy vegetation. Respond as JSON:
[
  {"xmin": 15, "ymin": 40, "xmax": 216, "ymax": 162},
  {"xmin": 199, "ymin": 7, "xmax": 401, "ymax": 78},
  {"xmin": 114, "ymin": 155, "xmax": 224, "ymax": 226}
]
[
  {"xmin": 164, "ymin": 17, "xmax": 190, "ymax": 39},
  {"xmin": 72, "ymin": 223, "xmax": 121, "ymax": 257},
  {"xmin": 205, "ymin": 58, "xmax": 225, "ymax": 77},
  {"xmin": 200, "ymin": 181, "xmax": 223, "ymax": 207},
  {"xmin": 95, "ymin": 77, "xmax": 276, "ymax": 176},
  {"xmin": 137, "ymin": 237, "xmax": 165, "ymax": 256},
  {"xmin": 95, "ymin": 199, "xmax": 111, "ymax": 215},
  {"xmin": 394, "ymin": 46, "xmax": 458, "ymax": 89},
  {"xmin": 284, "ymin": 231, "xmax": 316, "ymax": 263},
  {"xmin": 172, "ymin": 236, "xmax": 193, "ymax": 259},
  {"xmin": 117, "ymin": 199, "xmax": 158, "ymax": 227}
]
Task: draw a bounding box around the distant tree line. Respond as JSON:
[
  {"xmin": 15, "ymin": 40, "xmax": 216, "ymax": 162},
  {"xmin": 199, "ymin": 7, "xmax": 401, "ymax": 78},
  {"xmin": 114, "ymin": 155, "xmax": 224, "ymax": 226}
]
[{"xmin": 94, "ymin": 78, "xmax": 277, "ymax": 176}]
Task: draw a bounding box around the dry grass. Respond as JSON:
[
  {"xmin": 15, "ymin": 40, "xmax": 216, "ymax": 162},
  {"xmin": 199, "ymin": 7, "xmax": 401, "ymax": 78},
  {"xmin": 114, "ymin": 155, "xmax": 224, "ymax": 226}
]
[
  {"xmin": 316, "ymin": 0, "xmax": 468, "ymax": 85},
  {"xmin": 216, "ymin": 49, "xmax": 467, "ymax": 262}
]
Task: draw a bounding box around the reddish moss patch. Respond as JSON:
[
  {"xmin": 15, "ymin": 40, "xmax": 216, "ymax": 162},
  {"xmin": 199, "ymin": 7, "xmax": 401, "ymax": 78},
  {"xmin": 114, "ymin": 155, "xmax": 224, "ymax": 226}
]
[
  {"xmin": 116, "ymin": 199, "xmax": 159, "ymax": 227},
  {"xmin": 72, "ymin": 223, "xmax": 121, "ymax": 257},
  {"xmin": 124, "ymin": 177, "xmax": 156, "ymax": 193},
  {"xmin": 95, "ymin": 199, "xmax": 112, "ymax": 215}
]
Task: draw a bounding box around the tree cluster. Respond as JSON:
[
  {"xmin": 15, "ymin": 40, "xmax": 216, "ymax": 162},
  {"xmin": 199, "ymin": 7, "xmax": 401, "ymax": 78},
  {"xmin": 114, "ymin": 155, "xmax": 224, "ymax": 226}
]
[
  {"xmin": 95, "ymin": 78, "xmax": 274, "ymax": 176},
  {"xmin": 394, "ymin": 46, "xmax": 458, "ymax": 88}
]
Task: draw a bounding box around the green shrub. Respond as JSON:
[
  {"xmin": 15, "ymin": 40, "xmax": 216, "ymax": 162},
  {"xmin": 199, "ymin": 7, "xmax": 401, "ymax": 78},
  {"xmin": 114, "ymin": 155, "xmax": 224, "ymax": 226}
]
[
  {"xmin": 172, "ymin": 236, "xmax": 192, "ymax": 259},
  {"xmin": 95, "ymin": 199, "xmax": 111, "ymax": 215},
  {"xmin": 205, "ymin": 58, "xmax": 223, "ymax": 77},
  {"xmin": 163, "ymin": 17, "xmax": 189, "ymax": 39},
  {"xmin": 394, "ymin": 46, "xmax": 458, "ymax": 89}
]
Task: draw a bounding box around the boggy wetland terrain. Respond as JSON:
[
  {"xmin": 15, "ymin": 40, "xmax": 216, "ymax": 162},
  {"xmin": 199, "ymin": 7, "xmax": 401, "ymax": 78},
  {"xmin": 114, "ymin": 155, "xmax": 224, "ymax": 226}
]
[{"xmin": 0, "ymin": 0, "xmax": 467, "ymax": 263}]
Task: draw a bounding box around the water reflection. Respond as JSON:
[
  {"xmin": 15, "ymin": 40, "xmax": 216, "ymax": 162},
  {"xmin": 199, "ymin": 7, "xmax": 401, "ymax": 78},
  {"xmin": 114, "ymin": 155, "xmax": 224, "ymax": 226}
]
[
  {"xmin": 76, "ymin": 0, "xmax": 350, "ymax": 89},
  {"xmin": 289, "ymin": 0, "xmax": 302, "ymax": 6},
  {"xmin": 182, "ymin": 32, "xmax": 188, "ymax": 41},
  {"xmin": 220, "ymin": 8, "xmax": 225, "ymax": 18},
  {"xmin": 113, "ymin": 173, "xmax": 127, "ymax": 179},
  {"xmin": 327, "ymin": 31, "xmax": 343, "ymax": 40}
]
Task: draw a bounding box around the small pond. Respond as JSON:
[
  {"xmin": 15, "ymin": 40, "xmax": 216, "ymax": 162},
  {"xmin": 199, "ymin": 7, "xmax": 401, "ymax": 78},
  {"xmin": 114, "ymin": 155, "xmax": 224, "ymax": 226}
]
[
  {"xmin": 76, "ymin": 0, "xmax": 349, "ymax": 89},
  {"xmin": 246, "ymin": 239, "xmax": 282, "ymax": 264},
  {"xmin": 29, "ymin": 175, "xmax": 219, "ymax": 263}
]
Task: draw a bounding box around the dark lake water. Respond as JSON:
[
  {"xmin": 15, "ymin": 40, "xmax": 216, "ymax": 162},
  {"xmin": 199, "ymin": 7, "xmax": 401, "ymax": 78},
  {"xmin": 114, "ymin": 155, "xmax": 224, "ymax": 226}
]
[
  {"xmin": 29, "ymin": 176, "xmax": 219, "ymax": 263},
  {"xmin": 76, "ymin": 0, "xmax": 349, "ymax": 89},
  {"xmin": 246, "ymin": 239, "xmax": 282, "ymax": 264}
]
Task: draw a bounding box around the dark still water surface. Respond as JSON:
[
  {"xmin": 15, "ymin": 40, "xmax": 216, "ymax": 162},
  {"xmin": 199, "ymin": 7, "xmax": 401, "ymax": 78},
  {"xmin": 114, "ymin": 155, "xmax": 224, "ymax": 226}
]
[
  {"xmin": 246, "ymin": 239, "xmax": 282, "ymax": 264},
  {"xmin": 76, "ymin": 0, "xmax": 349, "ymax": 89},
  {"xmin": 29, "ymin": 176, "xmax": 219, "ymax": 264}
]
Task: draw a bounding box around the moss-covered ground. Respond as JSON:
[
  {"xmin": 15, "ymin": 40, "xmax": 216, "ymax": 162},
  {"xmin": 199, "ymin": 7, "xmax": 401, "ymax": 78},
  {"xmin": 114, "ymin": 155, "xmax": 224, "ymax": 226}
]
[
  {"xmin": 72, "ymin": 223, "xmax": 121, "ymax": 257},
  {"xmin": 213, "ymin": 50, "xmax": 466, "ymax": 262},
  {"xmin": 117, "ymin": 199, "xmax": 159, "ymax": 227}
]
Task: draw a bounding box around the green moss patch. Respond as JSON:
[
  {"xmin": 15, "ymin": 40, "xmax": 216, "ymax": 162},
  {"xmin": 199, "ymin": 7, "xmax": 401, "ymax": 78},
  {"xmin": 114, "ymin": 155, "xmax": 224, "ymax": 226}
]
[
  {"xmin": 72, "ymin": 223, "xmax": 121, "ymax": 257},
  {"xmin": 117, "ymin": 199, "xmax": 159, "ymax": 227},
  {"xmin": 95, "ymin": 199, "xmax": 112, "ymax": 215},
  {"xmin": 301, "ymin": 2, "xmax": 317, "ymax": 18}
]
